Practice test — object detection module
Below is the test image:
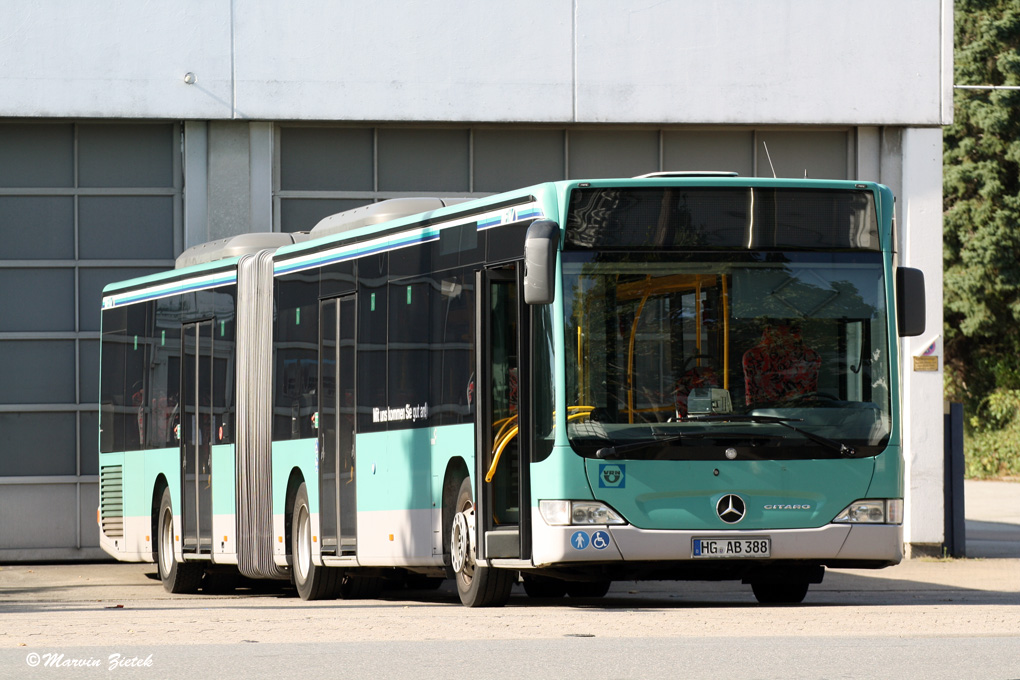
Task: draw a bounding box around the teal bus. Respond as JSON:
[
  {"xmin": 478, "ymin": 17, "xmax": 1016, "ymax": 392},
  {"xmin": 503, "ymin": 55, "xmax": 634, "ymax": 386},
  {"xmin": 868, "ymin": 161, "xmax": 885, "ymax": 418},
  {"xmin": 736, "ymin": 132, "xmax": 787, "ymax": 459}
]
[{"xmin": 98, "ymin": 174, "xmax": 926, "ymax": 606}]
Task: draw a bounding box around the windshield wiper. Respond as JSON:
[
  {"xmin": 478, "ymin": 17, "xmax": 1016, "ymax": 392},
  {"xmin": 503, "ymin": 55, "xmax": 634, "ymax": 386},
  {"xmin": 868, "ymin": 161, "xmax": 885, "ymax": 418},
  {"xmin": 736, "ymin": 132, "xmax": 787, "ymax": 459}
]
[
  {"xmin": 595, "ymin": 434, "xmax": 693, "ymax": 459},
  {"xmin": 682, "ymin": 414, "xmax": 856, "ymax": 458}
]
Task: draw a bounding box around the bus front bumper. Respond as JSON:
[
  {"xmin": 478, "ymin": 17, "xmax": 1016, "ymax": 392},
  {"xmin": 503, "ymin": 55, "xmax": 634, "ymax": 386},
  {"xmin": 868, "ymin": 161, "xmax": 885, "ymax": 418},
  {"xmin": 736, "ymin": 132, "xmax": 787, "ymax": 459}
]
[{"xmin": 530, "ymin": 510, "xmax": 902, "ymax": 569}]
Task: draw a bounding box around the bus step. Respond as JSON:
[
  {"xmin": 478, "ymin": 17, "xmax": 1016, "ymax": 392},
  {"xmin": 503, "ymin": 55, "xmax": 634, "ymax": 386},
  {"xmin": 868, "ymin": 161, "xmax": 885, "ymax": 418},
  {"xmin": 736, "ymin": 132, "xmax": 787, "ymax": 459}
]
[{"xmin": 485, "ymin": 527, "xmax": 519, "ymax": 559}]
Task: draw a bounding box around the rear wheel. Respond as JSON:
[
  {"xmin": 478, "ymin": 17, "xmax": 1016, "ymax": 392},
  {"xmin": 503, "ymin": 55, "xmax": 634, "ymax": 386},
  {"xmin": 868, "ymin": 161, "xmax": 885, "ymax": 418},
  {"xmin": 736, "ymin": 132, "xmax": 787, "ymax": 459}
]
[
  {"xmin": 156, "ymin": 487, "xmax": 203, "ymax": 594},
  {"xmin": 291, "ymin": 483, "xmax": 343, "ymax": 600},
  {"xmin": 450, "ymin": 477, "xmax": 514, "ymax": 607},
  {"xmin": 751, "ymin": 580, "xmax": 810, "ymax": 604}
]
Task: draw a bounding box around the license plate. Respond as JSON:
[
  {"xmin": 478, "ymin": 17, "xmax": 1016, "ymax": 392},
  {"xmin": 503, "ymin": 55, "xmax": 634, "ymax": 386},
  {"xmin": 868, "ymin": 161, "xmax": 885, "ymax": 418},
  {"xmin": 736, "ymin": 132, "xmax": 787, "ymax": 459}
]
[{"xmin": 692, "ymin": 537, "xmax": 771, "ymax": 558}]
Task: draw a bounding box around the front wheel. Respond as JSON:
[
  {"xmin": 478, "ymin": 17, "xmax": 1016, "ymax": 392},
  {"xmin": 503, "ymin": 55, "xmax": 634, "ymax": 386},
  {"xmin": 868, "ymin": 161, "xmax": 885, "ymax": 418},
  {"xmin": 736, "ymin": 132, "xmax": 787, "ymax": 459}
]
[
  {"xmin": 450, "ymin": 477, "xmax": 514, "ymax": 607},
  {"xmin": 291, "ymin": 482, "xmax": 343, "ymax": 600},
  {"xmin": 156, "ymin": 487, "xmax": 203, "ymax": 594}
]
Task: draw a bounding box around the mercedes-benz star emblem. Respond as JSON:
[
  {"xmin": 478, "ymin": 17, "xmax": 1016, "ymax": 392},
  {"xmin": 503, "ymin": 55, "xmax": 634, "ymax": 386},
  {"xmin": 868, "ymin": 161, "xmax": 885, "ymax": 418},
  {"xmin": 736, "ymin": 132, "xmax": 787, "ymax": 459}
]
[{"xmin": 716, "ymin": 494, "xmax": 746, "ymax": 524}]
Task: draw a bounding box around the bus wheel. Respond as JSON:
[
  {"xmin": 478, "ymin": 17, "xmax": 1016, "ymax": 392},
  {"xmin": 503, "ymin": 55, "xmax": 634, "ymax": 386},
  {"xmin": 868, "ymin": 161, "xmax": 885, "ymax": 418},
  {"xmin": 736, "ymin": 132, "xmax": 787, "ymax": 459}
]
[
  {"xmin": 156, "ymin": 487, "xmax": 203, "ymax": 594},
  {"xmin": 522, "ymin": 574, "xmax": 567, "ymax": 599},
  {"xmin": 450, "ymin": 477, "xmax": 514, "ymax": 607},
  {"xmin": 751, "ymin": 580, "xmax": 809, "ymax": 604},
  {"xmin": 291, "ymin": 483, "xmax": 342, "ymax": 600},
  {"xmin": 565, "ymin": 580, "xmax": 611, "ymax": 599}
]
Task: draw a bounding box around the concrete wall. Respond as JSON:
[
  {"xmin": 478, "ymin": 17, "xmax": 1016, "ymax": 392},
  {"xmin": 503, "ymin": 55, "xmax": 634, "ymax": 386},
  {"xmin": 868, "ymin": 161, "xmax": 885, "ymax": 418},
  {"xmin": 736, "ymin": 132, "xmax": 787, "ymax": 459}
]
[
  {"xmin": 900, "ymin": 127, "xmax": 947, "ymax": 553},
  {"xmin": 1, "ymin": 0, "xmax": 952, "ymax": 125}
]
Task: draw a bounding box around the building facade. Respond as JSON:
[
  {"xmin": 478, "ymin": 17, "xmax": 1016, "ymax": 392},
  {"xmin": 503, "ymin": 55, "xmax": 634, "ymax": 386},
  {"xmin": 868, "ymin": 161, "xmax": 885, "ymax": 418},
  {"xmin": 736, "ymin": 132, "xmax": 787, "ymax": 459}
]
[{"xmin": 0, "ymin": 1, "xmax": 951, "ymax": 560}]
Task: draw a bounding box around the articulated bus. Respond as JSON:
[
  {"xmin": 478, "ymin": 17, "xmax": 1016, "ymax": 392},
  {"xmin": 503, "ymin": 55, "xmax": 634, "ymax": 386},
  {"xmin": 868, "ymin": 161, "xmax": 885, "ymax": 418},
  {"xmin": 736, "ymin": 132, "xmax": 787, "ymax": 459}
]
[{"xmin": 98, "ymin": 174, "xmax": 925, "ymax": 606}]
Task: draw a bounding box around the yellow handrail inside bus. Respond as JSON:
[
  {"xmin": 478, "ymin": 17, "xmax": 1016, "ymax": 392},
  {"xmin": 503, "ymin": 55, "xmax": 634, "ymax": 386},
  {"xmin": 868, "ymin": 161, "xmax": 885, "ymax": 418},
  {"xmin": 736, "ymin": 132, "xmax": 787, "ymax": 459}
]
[
  {"xmin": 626, "ymin": 281, "xmax": 652, "ymax": 424},
  {"xmin": 492, "ymin": 414, "xmax": 518, "ymax": 446},
  {"xmin": 577, "ymin": 325, "xmax": 585, "ymax": 404},
  {"xmin": 485, "ymin": 406, "xmax": 597, "ymax": 484},
  {"xmin": 722, "ymin": 273, "xmax": 729, "ymax": 390},
  {"xmin": 485, "ymin": 425, "xmax": 519, "ymax": 483},
  {"xmin": 617, "ymin": 273, "xmax": 733, "ymax": 416}
]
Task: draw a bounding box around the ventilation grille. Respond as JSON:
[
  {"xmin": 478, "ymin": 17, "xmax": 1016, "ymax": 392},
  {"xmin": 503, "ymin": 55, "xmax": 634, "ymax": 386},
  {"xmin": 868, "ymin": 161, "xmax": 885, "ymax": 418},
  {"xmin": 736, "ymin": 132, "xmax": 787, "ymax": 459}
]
[{"xmin": 100, "ymin": 465, "xmax": 124, "ymax": 538}]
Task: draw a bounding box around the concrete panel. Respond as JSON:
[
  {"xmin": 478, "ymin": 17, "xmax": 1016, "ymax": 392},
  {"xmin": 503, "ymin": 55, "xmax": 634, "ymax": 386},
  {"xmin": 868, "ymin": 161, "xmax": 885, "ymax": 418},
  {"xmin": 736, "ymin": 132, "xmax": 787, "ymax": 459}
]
[
  {"xmin": 0, "ymin": 3, "xmax": 233, "ymax": 119},
  {"xmin": 79, "ymin": 481, "xmax": 102, "ymax": 550},
  {"xmin": 0, "ymin": 1, "xmax": 948, "ymax": 125},
  {"xmin": 0, "ymin": 483, "xmax": 80, "ymax": 549},
  {"xmin": 574, "ymin": 1, "xmax": 949, "ymax": 125},
  {"xmin": 898, "ymin": 126, "xmax": 945, "ymax": 548},
  {"xmin": 207, "ymin": 122, "xmax": 251, "ymax": 241},
  {"xmin": 231, "ymin": 0, "xmax": 575, "ymax": 121}
]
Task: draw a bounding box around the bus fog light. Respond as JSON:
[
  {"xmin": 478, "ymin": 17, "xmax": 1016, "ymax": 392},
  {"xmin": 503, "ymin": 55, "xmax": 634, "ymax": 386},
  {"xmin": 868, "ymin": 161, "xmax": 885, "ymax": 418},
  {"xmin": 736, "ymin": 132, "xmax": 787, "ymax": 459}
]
[
  {"xmin": 539, "ymin": 500, "xmax": 626, "ymax": 526},
  {"xmin": 833, "ymin": 499, "xmax": 901, "ymax": 524},
  {"xmin": 539, "ymin": 500, "xmax": 572, "ymax": 526}
]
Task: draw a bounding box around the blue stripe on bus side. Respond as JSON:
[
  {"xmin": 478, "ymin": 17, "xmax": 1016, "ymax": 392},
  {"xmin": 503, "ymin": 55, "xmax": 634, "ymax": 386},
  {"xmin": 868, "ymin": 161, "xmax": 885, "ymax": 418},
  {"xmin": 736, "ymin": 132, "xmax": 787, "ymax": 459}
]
[
  {"xmin": 104, "ymin": 274, "xmax": 237, "ymax": 308},
  {"xmin": 274, "ymin": 230, "xmax": 440, "ymax": 276},
  {"xmin": 274, "ymin": 203, "xmax": 546, "ymax": 276}
]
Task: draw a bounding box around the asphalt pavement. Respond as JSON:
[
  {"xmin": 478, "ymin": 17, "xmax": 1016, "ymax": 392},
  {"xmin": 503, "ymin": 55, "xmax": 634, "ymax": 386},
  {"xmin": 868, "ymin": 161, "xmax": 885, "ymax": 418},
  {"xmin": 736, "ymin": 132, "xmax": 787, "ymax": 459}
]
[
  {"xmin": 963, "ymin": 478, "xmax": 1020, "ymax": 558},
  {"xmin": 0, "ymin": 481, "xmax": 1017, "ymax": 680}
]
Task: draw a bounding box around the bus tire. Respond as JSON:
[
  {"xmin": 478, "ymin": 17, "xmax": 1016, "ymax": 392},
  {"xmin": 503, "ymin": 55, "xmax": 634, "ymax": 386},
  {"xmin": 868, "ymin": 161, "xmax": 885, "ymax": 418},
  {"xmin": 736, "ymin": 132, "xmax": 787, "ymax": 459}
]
[
  {"xmin": 451, "ymin": 476, "xmax": 514, "ymax": 607},
  {"xmin": 751, "ymin": 580, "xmax": 809, "ymax": 604},
  {"xmin": 291, "ymin": 482, "xmax": 343, "ymax": 600},
  {"xmin": 156, "ymin": 487, "xmax": 203, "ymax": 594},
  {"xmin": 565, "ymin": 580, "xmax": 612, "ymax": 599}
]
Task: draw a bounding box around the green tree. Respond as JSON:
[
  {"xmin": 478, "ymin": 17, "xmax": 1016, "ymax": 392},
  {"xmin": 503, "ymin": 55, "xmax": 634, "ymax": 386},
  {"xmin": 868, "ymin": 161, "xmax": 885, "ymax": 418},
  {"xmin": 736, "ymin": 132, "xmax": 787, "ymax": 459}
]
[
  {"xmin": 945, "ymin": 0, "xmax": 1020, "ymax": 476},
  {"xmin": 945, "ymin": 0, "xmax": 1020, "ymax": 404}
]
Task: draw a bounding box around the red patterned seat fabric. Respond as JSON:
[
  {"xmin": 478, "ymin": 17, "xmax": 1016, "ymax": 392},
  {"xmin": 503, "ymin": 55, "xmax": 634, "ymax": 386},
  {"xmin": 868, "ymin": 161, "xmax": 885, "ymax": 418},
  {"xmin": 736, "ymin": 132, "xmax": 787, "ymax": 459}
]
[{"xmin": 742, "ymin": 324, "xmax": 820, "ymax": 407}]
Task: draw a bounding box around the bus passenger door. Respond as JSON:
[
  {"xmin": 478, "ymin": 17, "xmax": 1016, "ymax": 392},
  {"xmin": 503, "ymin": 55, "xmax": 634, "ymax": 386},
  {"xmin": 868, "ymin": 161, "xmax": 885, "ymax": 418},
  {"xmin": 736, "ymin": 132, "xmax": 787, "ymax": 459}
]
[
  {"xmin": 318, "ymin": 296, "xmax": 357, "ymax": 556},
  {"xmin": 475, "ymin": 266, "xmax": 531, "ymax": 561},
  {"xmin": 181, "ymin": 320, "xmax": 214, "ymax": 555}
]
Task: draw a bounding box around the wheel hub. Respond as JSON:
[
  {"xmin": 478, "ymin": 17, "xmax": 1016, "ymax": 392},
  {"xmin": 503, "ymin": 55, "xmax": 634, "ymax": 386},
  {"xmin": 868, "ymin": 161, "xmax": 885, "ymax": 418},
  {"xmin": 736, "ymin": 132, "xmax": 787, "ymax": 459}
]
[{"xmin": 451, "ymin": 511, "xmax": 470, "ymax": 574}]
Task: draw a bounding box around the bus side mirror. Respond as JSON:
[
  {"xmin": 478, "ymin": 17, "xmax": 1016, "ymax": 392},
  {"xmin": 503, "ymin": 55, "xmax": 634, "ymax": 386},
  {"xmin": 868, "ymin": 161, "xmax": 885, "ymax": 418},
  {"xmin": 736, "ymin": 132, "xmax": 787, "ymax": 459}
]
[
  {"xmin": 523, "ymin": 219, "xmax": 560, "ymax": 305},
  {"xmin": 896, "ymin": 267, "xmax": 926, "ymax": 337}
]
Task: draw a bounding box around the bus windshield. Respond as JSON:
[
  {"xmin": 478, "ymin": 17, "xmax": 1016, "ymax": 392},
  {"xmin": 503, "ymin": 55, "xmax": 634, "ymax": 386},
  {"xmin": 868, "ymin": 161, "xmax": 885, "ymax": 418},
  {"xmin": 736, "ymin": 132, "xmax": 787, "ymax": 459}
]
[{"xmin": 562, "ymin": 251, "xmax": 892, "ymax": 460}]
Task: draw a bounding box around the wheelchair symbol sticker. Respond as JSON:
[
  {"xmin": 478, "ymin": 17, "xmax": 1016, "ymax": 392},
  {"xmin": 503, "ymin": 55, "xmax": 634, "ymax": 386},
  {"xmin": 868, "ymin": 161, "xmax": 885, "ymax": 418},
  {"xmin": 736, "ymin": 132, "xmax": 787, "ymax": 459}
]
[
  {"xmin": 599, "ymin": 463, "xmax": 625, "ymax": 488},
  {"xmin": 570, "ymin": 531, "xmax": 590, "ymax": 550},
  {"xmin": 570, "ymin": 530, "xmax": 611, "ymax": 551}
]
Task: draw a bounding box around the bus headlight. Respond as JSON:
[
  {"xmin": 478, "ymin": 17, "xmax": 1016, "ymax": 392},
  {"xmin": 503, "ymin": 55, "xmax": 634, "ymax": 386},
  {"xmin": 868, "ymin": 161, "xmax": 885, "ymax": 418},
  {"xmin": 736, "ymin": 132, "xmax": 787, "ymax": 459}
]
[
  {"xmin": 539, "ymin": 500, "xmax": 626, "ymax": 526},
  {"xmin": 833, "ymin": 499, "xmax": 903, "ymax": 525}
]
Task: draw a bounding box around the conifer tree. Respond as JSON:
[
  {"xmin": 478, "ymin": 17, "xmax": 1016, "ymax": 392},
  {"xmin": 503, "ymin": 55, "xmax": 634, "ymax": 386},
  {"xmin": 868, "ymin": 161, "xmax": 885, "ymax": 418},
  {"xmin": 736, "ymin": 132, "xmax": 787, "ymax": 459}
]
[{"xmin": 944, "ymin": 0, "xmax": 1020, "ymax": 407}]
